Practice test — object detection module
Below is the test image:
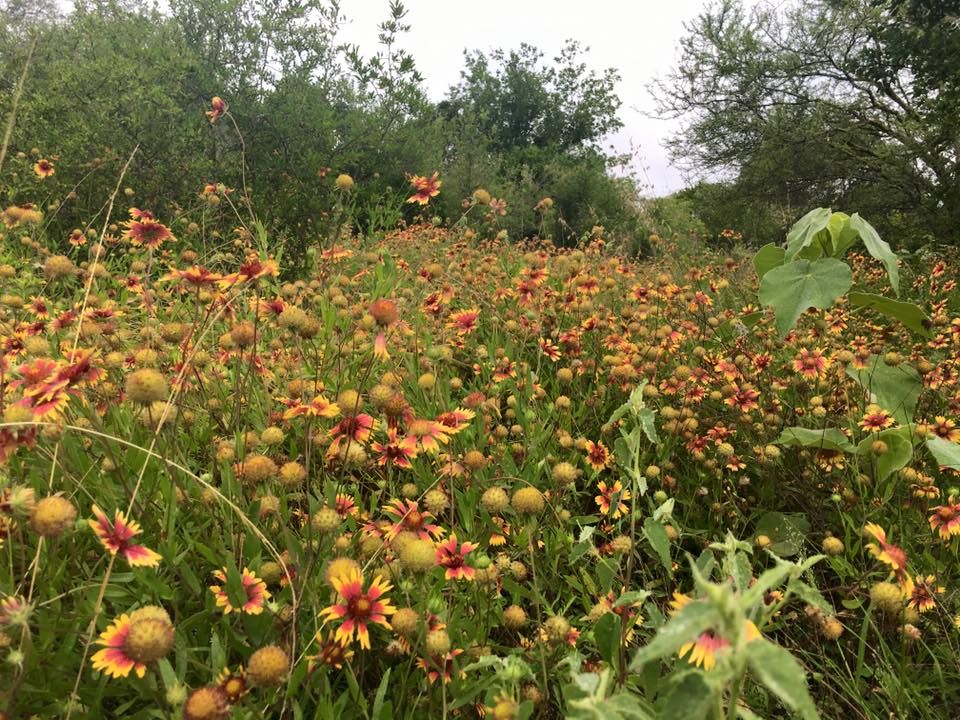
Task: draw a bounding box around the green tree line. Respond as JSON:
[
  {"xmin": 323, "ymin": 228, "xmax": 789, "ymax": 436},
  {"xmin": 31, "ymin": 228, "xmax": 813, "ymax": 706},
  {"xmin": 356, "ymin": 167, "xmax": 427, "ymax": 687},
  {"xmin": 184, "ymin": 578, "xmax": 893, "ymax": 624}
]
[
  {"xmin": 0, "ymin": 0, "xmax": 646, "ymax": 258},
  {"xmin": 656, "ymin": 0, "xmax": 960, "ymax": 248}
]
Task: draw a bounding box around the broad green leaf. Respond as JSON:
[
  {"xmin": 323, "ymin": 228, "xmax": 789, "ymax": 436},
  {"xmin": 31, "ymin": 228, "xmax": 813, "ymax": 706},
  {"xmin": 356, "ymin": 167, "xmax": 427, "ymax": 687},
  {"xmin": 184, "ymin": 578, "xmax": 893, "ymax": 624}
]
[
  {"xmin": 827, "ymin": 212, "xmax": 859, "ymax": 256},
  {"xmin": 776, "ymin": 427, "xmax": 854, "ymax": 452},
  {"xmin": 848, "ymin": 292, "xmax": 931, "ymax": 337},
  {"xmin": 746, "ymin": 640, "xmax": 820, "ymax": 720},
  {"xmin": 856, "ymin": 428, "xmax": 913, "ymax": 483},
  {"xmin": 594, "ymin": 612, "xmax": 622, "ymax": 667},
  {"xmin": 753, "ymin": 243, "xmax": 785, "ymax": 279},
  {"xmin": 849, "ymin": 213, "xmax": 899, "ymax": 295},
  {"xmin": 846, "ymin": 355, "xmax": 922, "ymax": 426},
  {"xmin": 754, "ymin": 512, "xmax": 810, "ymax": 557},
  {"xmin": 660, "ymin": 671, "xmax": 716, "ymax": 719},
  {"xmin": 784, "ymin": 207, "xmax": 832, "ymax": 262},
  {"xmin": 630, "ymin": 598, "xmax": 718, "ymax": 670},
  {"xmin": 759, "ymin": 258, "xmax": 852, "ymax": 336},
  {"xmin": 927, "ymin": 436, "xmax": 960, "ymax": 471},
  {"xmin": 643, "ymin": 518, "xmax": 673, "ymax": 578}
]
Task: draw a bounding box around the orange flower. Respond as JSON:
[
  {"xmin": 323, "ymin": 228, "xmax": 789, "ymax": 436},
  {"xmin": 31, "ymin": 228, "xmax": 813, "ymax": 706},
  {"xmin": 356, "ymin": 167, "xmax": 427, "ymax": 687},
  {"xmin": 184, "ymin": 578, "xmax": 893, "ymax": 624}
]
[
  {"xmin": 371, "ymin": 428, "xmax": 419, "ymax": 469},
  {"xmin": 584, "ymin": 440, "xmax": 611, "ymax": 471},
  {"xmin": 928, "ymin": 500, "xmax": 960, "ymax": 540},
  {"xmin": 206, "ymin": 96, "xmax": 227, "ymax": 124},
  {"xmin": 595, "ymin": 480, "xmax": 630, "ymax": 518},
  {"xmin": 860, "ymin": 405, "xmax": 895, "ymax": 432},
  {"xmin": 406, "ymin": 172, "xmax": 442, "ymax": 205},
  {"xmin": 284, "ymin": 394, "xmax": 341, "ymax": 421},
  {"xmin": 435, "ymin": 534, "xmax": 477, "ymax": 581},
  {"xmin": 907, "ymin": 575, "xmax": 944, "ymax": 613},
  {"xmin": 209, "ymin": 567, "xmax": 270, "ymax": 615},
  {"xmin": 88, "ymin": 505, "xmax": 162, "ymax": 567},
  {"xmin": 123, "ymin": 217, "xmax": 176, "ymax": 249},
  {"xmin": 792, "ymin": 348, "xmax": 830, "ymax": 380},
  {"xmin": 383, "ymin": 499, "xmax": 443, "ymax": 540},
  {"xmin": 447, "ymin": 308, "xmax": 480, "ymax": 335},
  {"xmin": 864, "ymin": 523, "xmax": 911, "ymax": 589},
  {"xmin": 33, "ymin": 159, "xmax": 55, "ymax": 179}
]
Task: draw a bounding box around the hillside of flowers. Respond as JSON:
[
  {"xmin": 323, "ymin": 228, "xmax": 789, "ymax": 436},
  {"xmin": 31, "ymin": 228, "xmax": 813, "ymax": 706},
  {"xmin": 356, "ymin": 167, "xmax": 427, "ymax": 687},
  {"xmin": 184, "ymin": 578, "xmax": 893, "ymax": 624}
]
[{"xmin": 1, "ymin": 147, "xmax": 960, "ymax": 720}]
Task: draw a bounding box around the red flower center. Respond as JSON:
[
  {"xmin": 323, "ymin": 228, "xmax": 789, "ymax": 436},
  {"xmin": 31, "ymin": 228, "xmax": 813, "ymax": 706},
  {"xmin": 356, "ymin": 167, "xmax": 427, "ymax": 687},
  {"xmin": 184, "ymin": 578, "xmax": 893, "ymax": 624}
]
[{"xmin": 350, "ymin": 597, "xmax": 371, "ymax": 618}]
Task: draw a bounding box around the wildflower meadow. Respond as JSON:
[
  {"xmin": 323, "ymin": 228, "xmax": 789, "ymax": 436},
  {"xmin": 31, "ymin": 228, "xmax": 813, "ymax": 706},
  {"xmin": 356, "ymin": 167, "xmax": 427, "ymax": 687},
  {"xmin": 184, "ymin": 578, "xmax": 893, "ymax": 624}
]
[{"xmin": 3, "ymin": 2, "xmax": 960, "ymax": 719}]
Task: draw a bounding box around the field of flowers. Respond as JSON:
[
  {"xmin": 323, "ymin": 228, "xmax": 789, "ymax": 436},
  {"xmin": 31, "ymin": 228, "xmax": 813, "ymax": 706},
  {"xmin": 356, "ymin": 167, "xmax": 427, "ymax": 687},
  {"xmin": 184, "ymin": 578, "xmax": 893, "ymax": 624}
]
[{"xmin": 1, "ymin": 148, "xmax": 960, "ymax": 720}]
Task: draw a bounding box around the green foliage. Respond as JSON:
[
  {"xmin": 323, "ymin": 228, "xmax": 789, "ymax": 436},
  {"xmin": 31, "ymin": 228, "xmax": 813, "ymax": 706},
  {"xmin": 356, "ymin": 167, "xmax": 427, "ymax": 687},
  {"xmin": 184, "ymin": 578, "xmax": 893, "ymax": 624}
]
[
  {"xmin": 657, "ymin": 0, "xmax": 960, "ymax": 247},
  {"xmin": 759, "ymin": 259, "xmax": 853, "ymax": 337},
  {"xmin": 845, "ymin": 355, "xmax": 922, "ymax": 426}
]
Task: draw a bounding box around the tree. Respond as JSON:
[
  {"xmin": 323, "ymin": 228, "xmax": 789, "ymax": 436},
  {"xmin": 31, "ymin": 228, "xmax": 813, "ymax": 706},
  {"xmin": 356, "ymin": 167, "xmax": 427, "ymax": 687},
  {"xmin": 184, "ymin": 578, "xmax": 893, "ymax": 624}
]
[{"xmin": 655, "ymin": 0, "xmax": 960, "ymax": 245}]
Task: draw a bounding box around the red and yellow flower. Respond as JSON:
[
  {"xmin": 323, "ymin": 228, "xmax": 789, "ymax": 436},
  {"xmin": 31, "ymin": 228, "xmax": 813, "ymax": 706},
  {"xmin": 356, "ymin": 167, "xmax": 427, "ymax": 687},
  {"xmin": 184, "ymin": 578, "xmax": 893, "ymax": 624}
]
[
  {"xmin": 406, "ymin": 172, "xmax": 442, "ymax": 205},
  {"xmin": 88, "ymin": 505, "xmax": 162, "ymax": 567},
  {"xmin": 209, "ymin": 567, "xmax": 271, "ymax": 615},
  {"xmin": 318, "ymin": 567, "xmax": 395, "ymax": 649},
  {"xmin": 435, "ymin": 534, "xmax": 477, "ymax": 581}
]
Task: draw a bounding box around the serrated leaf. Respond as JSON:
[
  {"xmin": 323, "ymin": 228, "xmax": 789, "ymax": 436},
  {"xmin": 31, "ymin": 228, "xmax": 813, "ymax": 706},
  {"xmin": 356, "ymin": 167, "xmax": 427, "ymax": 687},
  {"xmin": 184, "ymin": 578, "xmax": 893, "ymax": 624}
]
[
  {"xmin": 849, "ymin": 213, "xmax": 899, "ymax": 295},
  {"xmin": 785, "ymin": 208, "xmax": 832, "ymax": 262},
  {"xmin": 848, "ymin": 292, "xmax": 931, "ymax": 337},
  {"xmin": 630, "ymin": 599, "xmax": 717, "ymax": 670},
  {"xmin": 927, "ymin": 436, "xmax": 960, "ymax": 471},
  {"xmin": 776, "ymin": 427, "xmax": 853, "ymax": 452},
  {"xmin": 759, "ymin": 258, "xmax": 852, "ymax": 337},
  {"xmin": 846, "ymin": 355, "xmax": 921, "ymax": 426},
  {"xmin": 643, "ymin": 518, "xmax": 673, "ymax": 578},
  {"xmin": 746, "ymin": 640, "xmax": 820, "ymax": 720},
  {"xmin": 753, "ymin": 243, "xmax": 785, "ymax": 279}
]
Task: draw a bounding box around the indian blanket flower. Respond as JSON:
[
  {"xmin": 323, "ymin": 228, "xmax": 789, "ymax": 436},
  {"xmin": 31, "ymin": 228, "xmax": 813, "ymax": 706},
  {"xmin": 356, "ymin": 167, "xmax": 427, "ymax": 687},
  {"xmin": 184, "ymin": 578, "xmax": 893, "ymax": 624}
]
[
  {"xmin": 928, "ymin": 499, "xmax": 960, "ymax": 540},
  {"xmin": 318, "ymin": 567, "xmax": 395, "ymax": 650},
  {"xmin": 435, "ymin": 534, "xmax": 477, "ymax": 581},
  {"xmin": 327, "ymin": 413, "xmax": 378, "ymax": 458},
  {"xmin": 860, "ymin": 405, "xmax": 895, "ymax": 432},
  {"xmin": 123, "ymin": 215, "xmax": 176, "ymax": 249},
  {"xmin": 416, "ymin": 649, "xmax": 464, "ymax": 684},
  {"xmin": 406, "ymin": 172, "xmax": 442, "ymax": 205},
  {"xmin": 584, "ymin": 440, "xmax": 611, "ymax": 471},
  {"xmin": 371, "ymin": 428, "xmax": 419, "ymax": 468},
  {"xmin": 307, "ymin": 629, "xmax": 355, "ymax": 670},
  {"xmin": 206, "ymin": 95, "xmax": 227, "ymax": 123},
  {"xmin": 435, "ymin": 407, "xmax": 476, "ymax": 434},
  {"xmin": 383, "ymin": 499, "xmax": 443, "ymax": 540},
  {"xmin": 209, "ymin": 567, "xmax": 271, "ymax": 615},
  {"xmin": 216, "ymin": 665, "xmax": 249, "ymax": 702},
  {"xmin": 907, "ymin": 575, "xmax": 944, "ymax": 613},
  {"xmin": 33, "ymin": 159, "xmax": 55, "ymax": 178},
  {"xmin": 91, "ymin": 606, "xmax": 174, "ymax": 679},
  {"xmin": 864, "ymin": 523, "xmax": 910, "ymax": 587},
  {"xmin": 88, "ymin": 505, "xmax": 162, "ymax": 567},
  {"xmin": 408, "ymin": 418, "xmax": 450, "ymax": 453},
  {"xmin": 671, "ymin": 593, "xmax": 761, "ymax": 670},
  {"xmin": 928, "ymin": 416, "xmax": 960, "ymax": 442},
  {"xmin": 792, "ymin": 348, "xmax": 830, "ymax": 380},
  {"xmin": 284, "ymin": 394, "xmax": 341, "ymax": 421},
  {"xmin": 447, "ymin": 308, "xmax": 480, "ymax": 335},
  {"xmin": 595, "ymin": 480, "xmax": 631, "ymax": 519}
]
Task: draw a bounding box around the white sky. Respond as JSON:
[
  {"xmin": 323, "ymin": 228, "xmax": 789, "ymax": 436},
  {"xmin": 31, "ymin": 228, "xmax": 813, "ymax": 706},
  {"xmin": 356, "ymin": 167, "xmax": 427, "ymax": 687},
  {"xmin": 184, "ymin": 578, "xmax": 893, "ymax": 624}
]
[{"xmin": 336, "ymin": 0, "xmax": 717, "ymax": 196}]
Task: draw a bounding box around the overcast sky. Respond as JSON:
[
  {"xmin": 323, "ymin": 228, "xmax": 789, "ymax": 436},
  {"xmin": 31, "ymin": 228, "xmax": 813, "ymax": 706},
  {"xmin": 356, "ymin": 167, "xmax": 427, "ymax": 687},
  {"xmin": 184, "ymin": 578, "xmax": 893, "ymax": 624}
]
[{"xmin": 336, "ymin": 0, "xmax": 718, "ymax": 196}]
